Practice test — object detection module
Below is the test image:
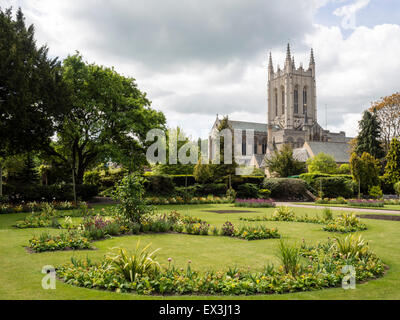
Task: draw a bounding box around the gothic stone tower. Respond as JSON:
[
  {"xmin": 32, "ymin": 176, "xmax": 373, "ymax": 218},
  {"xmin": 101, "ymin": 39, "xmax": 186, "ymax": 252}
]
[{"xmin": 267, "ymin": 44, "xmax": 324, "ymax": 149}]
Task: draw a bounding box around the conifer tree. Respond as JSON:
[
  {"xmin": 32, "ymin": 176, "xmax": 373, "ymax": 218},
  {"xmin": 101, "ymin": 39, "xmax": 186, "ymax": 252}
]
[{"xmin": 356, "ymin": 111, "xmax": 385, "ymax": 159}]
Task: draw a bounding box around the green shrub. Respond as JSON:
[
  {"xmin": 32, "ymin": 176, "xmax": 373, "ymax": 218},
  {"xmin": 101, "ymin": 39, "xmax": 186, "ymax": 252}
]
[
  {"xmin": 263, "ymin": 178, "xmax": 309, "ymax": 200},
  {"xmin": 272, "ymin": 206, "xmax": 296, "ymax": 221},
  {"xmin": 322, "ymin": 207, "xmax": 333, "ymax": 221},
  {"xmin": 113, "ymin": 174, "xmax": 151, "ymax": 224},
  {"xmin": 4, "ymin": 184, "xmax": 98, "ymax": 202},
  {"xmin": 308, "ymin": 176, "xmax": 355, "ymax": 198},
  {"xmin": 144, "ymin": 175, "xmax": 175, "ymax": 195},
  {"xmin": 83, "ymin": 171, "xmax": 101, "ymax": 186},
  {"xmin": 369, "ymin": 186, "xmax": 383, "ymax": 199},
  {"xmin": 106, "ymin": 242, "xmax": 161, "ymax": 282},
  {"xmin": 235, "ymin": 225, "xmax": 280, "ymax": 241},
  {"xmin": 394, "ymin": 182, "xmax": 400, "ymax": 196},
  {"xmin": 277, "ymin": 239, "xmax": 301, "ymax": 275},
  {"xmin": 237, "ymin": 183, "xmax": 259, "ymax": 199},
  {"xmin": 258, "ymin": 189, "xmax": 271, "ymax": 199}
]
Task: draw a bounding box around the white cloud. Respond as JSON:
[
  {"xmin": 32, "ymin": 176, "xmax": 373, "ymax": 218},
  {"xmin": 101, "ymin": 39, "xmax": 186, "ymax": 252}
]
[
  {"xmin": 333, "ymin": 0, "xmax": 370, "ymax": 29},
  {"xmin": 305, "ymin": 23, "xmax": 400, "ymax": 137},
  {"xmin": 2, "ymin": 1, "xmax": 400, "ymax": 141}
]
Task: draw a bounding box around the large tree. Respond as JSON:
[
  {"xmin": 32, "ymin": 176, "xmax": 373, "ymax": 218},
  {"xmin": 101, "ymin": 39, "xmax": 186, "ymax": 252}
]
[
  {"xmin": 47, "ymin": 53, "xmax": 166, "ymax": 184},
  {"xmin": 356, "ymin": 110, "xmax": 385, "ymax": 159},
  {"xmin": 266, "ymin": 144, "xmax": 305, "ymax": 177},
  {"xmin": 0, "ymin": 8, "xmax": 68, "ymax": 195},
  {"xmin": 383, "ymin": 138, "xmax": 400, "ymax": 185},
  {"xmin": 350, "ymin": 152, "xmax": 381, "ymax": 195},
  {"xmin": 370, "ymin": 92, "xmax": 400, "ymax": 152},
  {"xmin": 306, "ymin": 153, "xmax": 337, "ymax": 174}
]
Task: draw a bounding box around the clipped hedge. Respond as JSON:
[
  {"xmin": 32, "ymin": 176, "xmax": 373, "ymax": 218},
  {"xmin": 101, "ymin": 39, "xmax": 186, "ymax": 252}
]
[
  {"xmin": 299, "ymin": 173, "xmax": 353, "ymax": 185},
  {"xmin": 263, "ymin": 178, "xmax": 310, "ymax": 200},
  {"xmin": 237, "ymin": 183, "xmax": 259, "ymax": 199},
  {"xmin": 314, "ymin": 177, "xmax": 356, "ymax": 198}
]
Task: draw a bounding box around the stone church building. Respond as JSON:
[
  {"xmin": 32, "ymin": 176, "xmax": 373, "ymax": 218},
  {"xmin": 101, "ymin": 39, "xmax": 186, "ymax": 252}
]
[{"xmin": 208, "ymin": 44, "xmax": 351, "ymax": 169}]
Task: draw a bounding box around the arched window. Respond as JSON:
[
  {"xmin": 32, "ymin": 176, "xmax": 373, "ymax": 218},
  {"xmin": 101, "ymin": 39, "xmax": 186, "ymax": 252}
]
[
  {"xmin": 281, "ymin": 88, "xmax": 285, "ymax": 114},
  {"xmin": 294, "ymin": 86, "xmax": 299, "ymax": 114},
  {"xmin": 262, "ymin": 139, "xmax": 267, "ymax": 154},
  {"xmin": 242, "ymin": 136, "xmax": 247, "ymax": 156},
  {"xmin": 303, "ymin": 87, "xmax": 308, "ymax": 114},
  {"xmin": 254, "ymin": 138, "xmax": 258, "ymax": 155},
  {"xmin": 274, "ymin": 89, "xmax": 278, "ymax": 116}
]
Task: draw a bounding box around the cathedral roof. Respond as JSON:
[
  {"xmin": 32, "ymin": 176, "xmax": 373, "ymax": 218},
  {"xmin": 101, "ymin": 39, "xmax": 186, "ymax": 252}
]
[
  {"xmin": 304, "ymin": 141, "xmax": 351, "ymax": 163},
  {"xmin": 228, "ymin": 120, "xmax": 268, "ymax": 133}
]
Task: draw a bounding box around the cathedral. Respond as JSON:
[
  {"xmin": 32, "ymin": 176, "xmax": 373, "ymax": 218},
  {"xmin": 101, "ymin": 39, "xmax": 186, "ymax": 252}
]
[{"xmin": 208, "ymin": 44, "xmax": 352, "ymax": 169}]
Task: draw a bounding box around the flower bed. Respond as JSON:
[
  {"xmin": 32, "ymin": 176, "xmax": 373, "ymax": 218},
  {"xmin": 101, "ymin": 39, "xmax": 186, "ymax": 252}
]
[
  {"xmin": 323, "ymin": 213, "xmax": 367, "ymax": 233},
  {"xmin": 1, "ymin": 201, "xmax": 78, "ymax": 214},
  {"xmin": 234, "ymin": 199, "xmax": 276, "ymax": 208},
  {"xmin": 145, "ymin": 196, "xmax": 232, "ymax": 206},
  {"xmin": 57, "ymin": 236, "xmax": 385, "ymax": 296},
  {"xmin": 234, "ymin": 225, "xmax": 280, "ymax": 240},
  {"xmin": 314, "ymin": 198, "xmax": 385, "ymax": 208},
  {"xmin": 29, "ymin": 231, "xmax": 92, "ymax": 253},
  {"xmin": 240, "ymin": 208, "xmax": 367, "ymax": 234},
  {"xmin": 347, "ymin": 199, "xmax": 384, "ymax": 208}
]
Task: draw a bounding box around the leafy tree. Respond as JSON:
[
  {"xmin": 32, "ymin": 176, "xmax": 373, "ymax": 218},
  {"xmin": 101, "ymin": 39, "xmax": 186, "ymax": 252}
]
[
  {"xmin": 306, "ymin": 153, "xmax": 337, "ymax": 174},
  {"xmin": 266, "ymin": 144, "xmax": 305, "ymax": 177},
  {"xmin": 356, "ymin": 110, "xmax": 384, "ymax": 159},
  {"xmin": 212, "ymin": 117, "xmax": 237, "ymax": 180},
  {"xmin": 338, "ymin": 164, "xmax": 351, "ymax": 175},
  {"xmin": 0, "ymin": 8, "xmax": 69, "ymax": 194},
  {"xmin": 350, "ymin": 152, "xmax": 381, "ymax": 194},
  {"xmin": 383, "ymin": 138, "xmax": 400, "ymax": 185},
  {"xmin": 47, "ymin": 53, "xmax": 166, "ymax": 184},
  {"xmin": 370, "ymin": 92, "xmax": 400, "ymax": 152},
  {"xmin": 112, "ymin": 174, "xmax": 151, "ymax": 224},
  {"xmin": 193, "ymin": 159, "xmax": 214, "ymax": 184},
  {"xmin": 154, "ymin": 127, "xmax": 195, "ymax": 175}
]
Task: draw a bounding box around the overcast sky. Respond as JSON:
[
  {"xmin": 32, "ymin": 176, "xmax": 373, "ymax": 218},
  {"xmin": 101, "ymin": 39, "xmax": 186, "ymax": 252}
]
[{"xmin": 3, "ymin": 0, "xmax": 400, "ymax": 139}]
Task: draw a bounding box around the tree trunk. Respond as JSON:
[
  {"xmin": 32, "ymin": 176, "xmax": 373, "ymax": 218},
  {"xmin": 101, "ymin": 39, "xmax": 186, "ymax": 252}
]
[{"xmin": 71, "ymin": 165, "xmax": 77, "ymax": 205}]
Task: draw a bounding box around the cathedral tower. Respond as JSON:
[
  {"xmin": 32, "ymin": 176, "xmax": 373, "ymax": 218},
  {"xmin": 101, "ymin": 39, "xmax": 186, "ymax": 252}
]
[{"xmin": 267, "ymin": 44, "xmax": 317, "ymax": 131}]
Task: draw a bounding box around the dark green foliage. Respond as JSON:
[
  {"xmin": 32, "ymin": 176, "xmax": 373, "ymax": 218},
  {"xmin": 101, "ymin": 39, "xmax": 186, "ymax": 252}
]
[
  {"xmin": 169, "ymin": 175, "xmax": 196, "ymax": 187},
  {"xmin": 144, "ymin": 175, "xmax": 175, "ymax": 195},
  {"xmin": 113, "ymin": 174, "xmax": 151, "ymax": 224},
  {"xmin": 231, "ymin": 176, "xmax": 264, "ymax": 189},
  {"xmin": 300, "ymin": 173, "xmax": 355, "ymax": 197},
  {"xmin": 384, "ymin": 138, "xmax": 400, "ymax": 185},
  {"xmin": 0, "ymin": 8, "xmax": 69, "ymax": 155},
  {"xmin": 263, "ymin": 178, "xmax": 310, "ymax": 200},
  {"xmin": 356, "ymin": 111, "xmax": 385, "ymax": 159},
  {"xmin": 314, "ymin": 177, "xmax": 356, "ymax": 198},
  {"xmin": 351, "ymin": 152, "xmax": 382, "ymax": 193},
  {"xmin": 237, "ymin": 183, "xmax": 259, "ymax": 199},
  {"xmin": 300, "ymin": 173, "xmax": 353, "ymax": 185},
  {"xmin": 266, "ymin": 144, "xmax": 306, "ymax": 177},
  {"xmin": 194, "ymin": 184, "xmax": 227, "ymax": 196},
  {"xmin": 3, "ymin": 184, "xmax": 98, "ymax": 202}
]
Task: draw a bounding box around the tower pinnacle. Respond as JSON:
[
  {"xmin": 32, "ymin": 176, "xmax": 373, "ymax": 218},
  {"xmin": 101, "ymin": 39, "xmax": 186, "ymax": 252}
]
[
  {"xmin": 310, "ymin": 48, "xmax": 315, "ymax": 66},
  {"xmin": 286, "ymin": 43, "xmax": 291, "ymax": 62}
]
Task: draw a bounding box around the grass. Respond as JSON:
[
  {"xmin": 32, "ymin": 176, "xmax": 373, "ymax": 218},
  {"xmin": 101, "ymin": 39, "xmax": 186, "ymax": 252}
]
[
  {"xmin": 1, "ymin": 203, "xmax": 400, "ymax": 300},
  {"xmin": 297, "ymin": 202, "xmax": 400, "ymax": 211}
]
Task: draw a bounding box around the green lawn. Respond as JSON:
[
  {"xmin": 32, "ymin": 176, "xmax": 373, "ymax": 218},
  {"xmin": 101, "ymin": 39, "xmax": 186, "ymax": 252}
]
[
  {"xmin": 298, "ymin": 202, "xmax": 400, "ymax": 211},
  {"xmin": 1, "ymin": 203, "xmax": 400, "ymax": 300}
]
